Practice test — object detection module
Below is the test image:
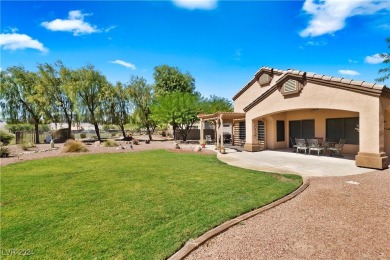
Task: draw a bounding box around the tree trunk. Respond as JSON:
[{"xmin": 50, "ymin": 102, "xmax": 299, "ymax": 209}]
[
  {"xmin": 93, "ymin": 123, "xmax": 101, "ymax": 141},
  {"xmin": 67, "ymin": 119, "xmax": 72, "ymax": 140},
  {"xmin": 119, "ymin": 124, "xmax": 126, "ymax": 138},
  {"xmin": 173, "ymin": 124, "xmax": 177, "ymax": 140},
  {"xmin": 34, "ymin": 122, "xmax": 40, "ymax": 144},
  {"xmin": 146, "ymin": 125, "xmax": 153, "ymax": 141}
]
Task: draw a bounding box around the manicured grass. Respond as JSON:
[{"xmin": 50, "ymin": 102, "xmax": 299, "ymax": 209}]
[{"xmin": 1, "ymin": 150, "xmax": 302, "ymax": 259}]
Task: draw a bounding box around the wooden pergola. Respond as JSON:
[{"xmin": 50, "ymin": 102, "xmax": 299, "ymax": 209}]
[{"xmin": 198, "ymin": 112, "xmax": 245, "ymax": 149}]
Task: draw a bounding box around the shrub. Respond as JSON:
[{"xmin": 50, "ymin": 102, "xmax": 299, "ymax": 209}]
[
  {"xmin": 20, "ymin": 141, "xmax": 36, "ymax": 151},
  {"xmin": 161, "ymin": 131, "xmax": 166, "ymax": 137},
  {"xmin": 102, "ymin": 139, "xmax": 118, "ymax": 147},
  {"xmin": 0, "ymin": 130, "xmax": 15, "ymax": 145},
  {"xmin": 62, "ymin": 140, "xmax": 88, "ymax": 153},
  {"xmin": 80, "ymin": 133, "xmax": 87, "ymax": 139},
  {"xmin": 0, "ymin": 145, "xmax": 10, "ymax": 157},
  {"xmin": 132, "ymin": 139, "xmax": 139, "ymax": 145}
]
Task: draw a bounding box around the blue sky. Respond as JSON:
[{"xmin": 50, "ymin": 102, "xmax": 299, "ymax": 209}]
[{"xmin": 1, "ymin": 0, "xmax": 389, "ymax": 99}]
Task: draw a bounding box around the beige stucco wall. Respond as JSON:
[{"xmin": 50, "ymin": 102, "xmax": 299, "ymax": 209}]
[
  {"xmin": 234, "ymin": 76, "xmax": 280, "ymax": 113},
  {"xmin": 245, "ymin": 81, "xmax": 384, "ymax": 155},
  {"xmin": 383, "ymin": 100, "xmax": 390, "ymax": 156}
]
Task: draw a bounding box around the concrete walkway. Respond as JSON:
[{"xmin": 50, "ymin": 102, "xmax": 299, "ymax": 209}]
[{"xmin": 212, "ymin": 146, "xmax": 375, "ymax": 178}]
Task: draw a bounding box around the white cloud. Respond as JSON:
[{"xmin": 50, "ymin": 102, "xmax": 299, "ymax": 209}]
[
  {"xmin": 104, "ymin": 26, "xmax": 117, "ymax": 33},
  {"xmin": 300, "ymin": 0, "xmax": 390, "ymax": 37},
  {"xmin": 0, "ymin": 33, "xmax": 48, "ymax": 52},
  {"xmin": 338, "ymin": 69, "xmax": 360, "ymax": 76},
  {"xmin": 306, "ymin": 40, "xmax": 327, "ymax": 46},
  {"xmin": 41, "ymin": 10, "xmax": 99, "ymax": 36},
  {"xmin": 110, "ymin": 60, "xmax": 136, "ymax": 70},
  {"xmin": 172, "ymin": 0, "xmax": 217, "ymax": 10},
  {"xmin": 365, "ymin": 53, "xmax": 385, "ymax": 64},
  {"xmin": 348, "ymin": 59, "xmax": 358, "ymax": 64}
]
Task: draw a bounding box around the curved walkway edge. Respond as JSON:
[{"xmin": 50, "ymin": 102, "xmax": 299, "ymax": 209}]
[{"xmin": 168, "ymin": 179, "xmax": 310, "ymax": 260}]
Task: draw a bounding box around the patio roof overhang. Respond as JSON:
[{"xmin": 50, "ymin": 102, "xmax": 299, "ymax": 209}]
[{"xmin": 197, "ymin": 112, "xmax": 245, "ymax": 122}]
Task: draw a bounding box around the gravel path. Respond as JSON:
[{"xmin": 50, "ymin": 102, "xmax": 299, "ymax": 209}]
[
  {"xmin": 187, "ymin": 170, "xmax": 390, "ymax": 260},
  {"xmin": 0, "ymin": 140, "xmax": 213, "ymax": 167}
]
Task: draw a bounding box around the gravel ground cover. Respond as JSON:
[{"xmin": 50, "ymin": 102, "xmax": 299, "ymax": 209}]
[{"xmin": 187, "ymin": 170, "xmax": 390, "ymax": 260}]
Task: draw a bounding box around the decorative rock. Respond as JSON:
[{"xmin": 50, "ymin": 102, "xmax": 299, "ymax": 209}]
[{"xmin": 194, "ymin": 145, "xmax": 202, "ymax": 152}]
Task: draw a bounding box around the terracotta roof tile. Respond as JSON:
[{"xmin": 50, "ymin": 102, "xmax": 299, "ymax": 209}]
[
  {"xmin": 341, "ymin": 78, "xmax": 353, "ymax": 84},
  {"xmin": 313, "ymin": 74, "xmax": 324, "ymax": 79},
  {"xmin": 361, "ymin": 82, "xmax": 374, "ymax": 88},
  {"xmin": 306, "ymin": 72, "xmax": 315, "ymax": 78},
  {"xmin": 351, "ymin": 80, "xmax": 364, "ymax": 86},
  {"xmin": 372, "ymin": 83, "xmax": 385, "ymax": 90}
]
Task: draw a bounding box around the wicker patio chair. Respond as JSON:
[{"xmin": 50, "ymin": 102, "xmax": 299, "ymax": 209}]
[
  {"xmin": 205, "ymin": 135, "xmax": 212, "ymax": 145},
  {"xmin": 295, "ymin": 138, "xmax": 308, "ymax": 154},
  {"xmin": 308, "ymin": 138, "xmax": 324, "ymax": 156},
  {"xmin": 328, "ymin": 139, "xmax": 346, "ymax": 156},
  {"xmin": 290, "ymin": 137, "xmax": 298, "ymax": 152}
]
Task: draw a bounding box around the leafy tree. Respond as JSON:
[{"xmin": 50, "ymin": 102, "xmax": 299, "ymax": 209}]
[
  {"xmin": 151, "ymin": 91, "xmax": 201, "ymax": 141},
  {"xmin": 153, "ymin": 65, "xmax": 195, "ymax": 96},
  {"xmin": 73, "ymin": 65, "xmax": 108, "ymax": 141},
  {"xmin": 105, "ymin": 82, "xmax": 133, "ymax": 138},
  {"xmin": 0, "ymin": 67, "xmax": 46, "ymax": 143},
  {"xmin": 376, "ymin": 38, "xmax": 390, "ymax": 83},
  {"xmin": 37, "ymin": 61, "xmax": 77, "ymax": 139},
  {"xmin": 128, "ymin": 76, "xmax": 155, "ymax": 141},
  {"xmin": 201, "ymin": 95, "xmax": 233, "ymax": 114}
]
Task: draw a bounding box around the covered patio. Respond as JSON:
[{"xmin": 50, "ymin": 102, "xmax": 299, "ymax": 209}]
[{"xmin": 198, "ymin": 112, "xmax": 245, "ymax": 149}]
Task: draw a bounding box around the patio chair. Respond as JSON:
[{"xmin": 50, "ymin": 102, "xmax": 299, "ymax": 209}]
[
  {"xmin": 307, "ymin": 138, "xmax": 324, "ymax": 156},
  {"xmin": 290, "ymin": 137, "xmax": 298, "ymax": 152},
  {"xmin": 328, "ymin": 139, "xmax": 346, "ymax": 156},
  {"xmin": 205, "ymin": 135, "xmax": 212, "ymax": 145},
  {"xmin": 295, "ymin": 138, "xmax": 308, "ymax": 154}
]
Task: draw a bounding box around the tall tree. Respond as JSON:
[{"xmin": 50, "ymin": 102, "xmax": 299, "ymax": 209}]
[
  {"xmin": 153, "ymin": 65, "xmax": 195, "ymax": 96},
  {"xmin": 37, "ymin": 61, "xmax": 77, "ymax": 139},
  {"xmin": 151, "ymin": 91, "xmax": 201, "ymax": 141},
  {"xmin": 128, "ymin": 76, "xmax": 155, "ymax": 141},
  {"xmin": 376, "ymin": 38, "xmax": 390, "ymax": 83},
  {"xmin": 201, "ymin": 95, "xmax": 233, "ymax": 114},
  {"xmin": 105, "ymin": 82, "xmax": 133, "ymax": 138},
  {"xmin": 73, "ymin": 65, "xmax": 108, "ymax": 141},
  {"xmin": 0, "ymin": 67, "xmax": 46, "ymax": 143}
]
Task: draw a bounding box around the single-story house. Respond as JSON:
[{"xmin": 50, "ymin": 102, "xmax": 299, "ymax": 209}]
[{"xmin": 199, "ymin": 66, "xmax": 390, "ymax": 170}]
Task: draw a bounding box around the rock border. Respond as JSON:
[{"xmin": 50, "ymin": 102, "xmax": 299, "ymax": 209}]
[{"xmin": 168, "ymin": 179, "xmax": 310, "ymax": 260}]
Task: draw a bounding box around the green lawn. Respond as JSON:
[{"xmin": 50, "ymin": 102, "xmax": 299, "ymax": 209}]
[{"xmin": 1, "ymin": 150, "xmax": 302, "ymax": 259}]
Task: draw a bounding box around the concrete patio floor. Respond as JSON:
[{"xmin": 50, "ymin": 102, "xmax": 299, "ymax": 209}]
[{"xmin": 213, "ymin": 146, "xmax": 377, "ymax": 178}]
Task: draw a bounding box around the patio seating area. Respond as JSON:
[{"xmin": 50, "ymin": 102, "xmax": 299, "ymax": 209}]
[{"xmin": 292, "ymin": 138, "xmax": 346, "ymax": 157}]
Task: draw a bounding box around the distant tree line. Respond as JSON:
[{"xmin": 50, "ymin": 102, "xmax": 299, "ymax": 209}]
[{"xmin": 0, "ymin": 62, "xmax": 233, "ymax": 143}]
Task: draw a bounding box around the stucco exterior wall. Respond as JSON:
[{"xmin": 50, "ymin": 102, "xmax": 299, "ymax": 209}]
[
  {"xmin": 384, "ymin": 102, "xmax": 390, "ymax": 157},
  {"xmin": 234, "ymin": 76, "xmax": 280, "ymax": 113}
]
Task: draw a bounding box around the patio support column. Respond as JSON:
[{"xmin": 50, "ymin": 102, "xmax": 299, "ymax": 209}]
[
  {"xmin": 356, "ymin": 101, "xmax": 389, "ymax": 169},
  {"xmin": 200, "ymin": 119, "xmax": 204, "ymax": 144},
  {"xmin": 220, "ymin": 115, "xmax": 224, "ymax": 149},
  {"xmin": 244, "ymin": 118, "xmax": 262, "ymax": 152},
  {"xmin": 215, "ymin": 118, "xmax": 219, "ymax": 149}
]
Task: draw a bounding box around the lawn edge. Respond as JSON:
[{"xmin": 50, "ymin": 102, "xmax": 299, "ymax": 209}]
[{"xmin": 168, "ymin": 178, "xmax": 310, "ymax": 260}]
